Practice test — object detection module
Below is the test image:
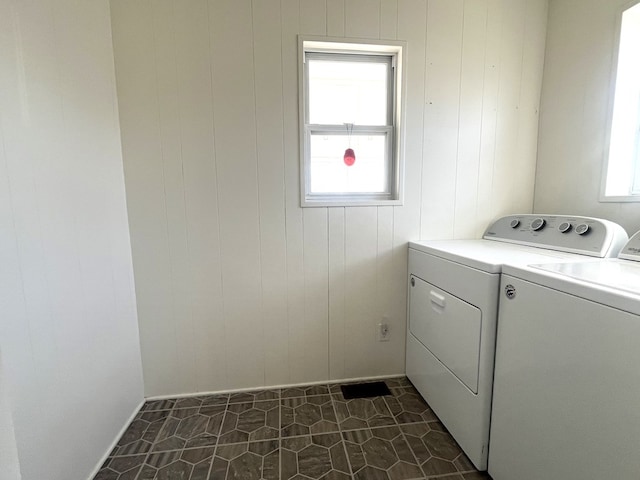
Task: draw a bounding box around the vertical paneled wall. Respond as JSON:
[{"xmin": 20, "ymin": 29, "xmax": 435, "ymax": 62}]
[
  {"xmin": 110, "ymin": 0, "xmax": 548, "ymax": 397},
  {"xmin": 0, "ymin": 352, "xmax": 21, "ymax": 480},
  {"xmin": 0, "ymin": 1, "xmax": 145, "ymax": 479},
  {"xmin": 534, "ymin": 0, "xmax": 640, "ymax": 235}
]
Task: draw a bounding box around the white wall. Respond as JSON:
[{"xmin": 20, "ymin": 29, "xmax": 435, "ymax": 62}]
[
  {"xmin": 110, "ymin": 0, "xmax": 548, "ymax": 397},
  {"xmin": 534, "ymin": 0, "xmax": 640, "ymax": 235},
  {"xmin": 0, "ymin": 1, "xmax": 144, "ymax": 479},
  {"xmin": 0, "ymin": 352, "xmax": 21, "ymax": 480}
]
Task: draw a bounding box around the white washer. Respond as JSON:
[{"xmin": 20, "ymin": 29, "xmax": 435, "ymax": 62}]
[
  {"xmin": 489, "ymin": 231, "xmax": 640, "ymax": 480},
  {"xmin": 406, "ymin": 214, "xmax": 628, "ymax": 470}
]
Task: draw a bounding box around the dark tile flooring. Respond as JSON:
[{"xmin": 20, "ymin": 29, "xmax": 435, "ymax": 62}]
[{"xmin": 94, "ymin": 377, "xmax": 490, "ymax": 480}]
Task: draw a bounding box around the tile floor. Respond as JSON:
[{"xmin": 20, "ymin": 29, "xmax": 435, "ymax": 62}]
[{"xmin": 94, "ymin": 377, "xmax": 491, "ymax": 480}]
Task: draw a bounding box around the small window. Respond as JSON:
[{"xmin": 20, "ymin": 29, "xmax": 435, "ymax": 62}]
[
  {"xmin": 299, "ymin": 38, "xmax": 405, "ymax": 207},
  {"xmin": 602, "ymin": 1, "xmax": 640, "ymax": 201}
]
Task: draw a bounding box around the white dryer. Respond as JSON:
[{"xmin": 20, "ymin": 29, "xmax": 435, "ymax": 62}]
[
  {"xmin": 406, "ymin": 214, "xmax": 628, "ymax": 470},
  {"xmin": 489, "ymin": 230, "xmax": 640, "ymax": 480}
]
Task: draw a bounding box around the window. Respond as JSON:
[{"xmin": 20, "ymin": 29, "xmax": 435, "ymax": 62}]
[
  {"xmin": 299, "ymin": 38, "xmax": 405, "ymax": 206},
  {"xmin": 602, "ymin": 1, "xmax": 640, "ymax": 201}
]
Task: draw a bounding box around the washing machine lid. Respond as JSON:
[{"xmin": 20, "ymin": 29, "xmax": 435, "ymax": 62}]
[
  {"xmin": 502, "ymin": 261, "xmax": 640, "ymax": 316},
  {"xmin": 532, "ymin": 260, "xmax": 640, "ymax": 296},
  {"xmin": 409, "ymin": 239, "xmax": 588, "ymax": 274}
]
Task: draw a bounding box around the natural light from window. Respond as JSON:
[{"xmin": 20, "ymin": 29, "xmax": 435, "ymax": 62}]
[
  {"xmin": 603, "ymin": 1, "xmax": 640, "ymax": 199},
  {"xmin": 308, "ymin": 58, "xmax": 389, "ymax": 194},
  {"xmin": 310, "ymin": 134, "xmax": 386, "ymax": 193},
  {"xmin": 299, "ymin": 38, "xmax": 404, "ymax": 207},
  {"xmin": 308, "ymin": 60, "xmax": 388, "ymax": 125}
]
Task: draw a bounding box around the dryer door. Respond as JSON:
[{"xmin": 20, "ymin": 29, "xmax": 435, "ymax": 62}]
[{"xmin": 409, "ymin": 276, "xmax": 481, "ymax": 393}]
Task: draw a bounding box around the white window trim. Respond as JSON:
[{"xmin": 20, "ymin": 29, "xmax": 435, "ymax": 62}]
[
  {"xmin": 600, "ymin": 0, "xmax": 640, "ymax": 203},
  {"xmin": 632, "ymin": 93, "xmax": 640, "ymax": 193},
  {"xmin": 298, "ymin": 36, "xmax": 406, "ymax": 207}
]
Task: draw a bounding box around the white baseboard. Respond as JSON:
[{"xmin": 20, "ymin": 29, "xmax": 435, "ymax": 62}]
[
  {"xmin": 85, "ymin": 398, "xmax": 145, "ymax": 480},
  {"xmin": 146, "ymin": 373, "xmax": 406, "ymax": 401}
]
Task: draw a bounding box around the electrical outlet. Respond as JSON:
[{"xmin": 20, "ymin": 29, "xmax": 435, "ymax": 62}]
[{"xmin": 378, "ymin": 322, "xmax": 390, "ymax": 342}]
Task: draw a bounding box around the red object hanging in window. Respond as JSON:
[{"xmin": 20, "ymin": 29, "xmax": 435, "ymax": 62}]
[{"xmin": 343, "ymin": 148, "xmax": 356, "ymax": 166}]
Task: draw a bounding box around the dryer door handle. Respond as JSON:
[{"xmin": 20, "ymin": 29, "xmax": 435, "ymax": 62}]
[{"xmin": 429, "ymin": 291, "xmax": 446, "ymax": 309}]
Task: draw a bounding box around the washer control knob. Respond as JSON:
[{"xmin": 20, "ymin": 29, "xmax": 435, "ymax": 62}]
[
  {"xmin": 575, "ymin": 223, "xmax": 590, "ymax": 235},
  {"xmin": 558, "ymin": 222, "xmax": 572, "ymax": 233},
  {"xmin": 531, "ymin": 218, "xmax": 546, "ymax": 231},
  {"xmin": 509, "ymin": 219, "xmax": 521, "ymax": 229}
]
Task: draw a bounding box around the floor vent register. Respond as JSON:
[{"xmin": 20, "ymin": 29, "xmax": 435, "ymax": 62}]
[{"xmin": 340, "ymin": 381, "xmax": 391, "ymax": 399}]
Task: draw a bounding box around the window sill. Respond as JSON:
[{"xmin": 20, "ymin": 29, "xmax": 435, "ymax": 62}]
[
  {"xmin": 599, "ymin": 194, "xmax": 640, "ymax": 203},
  {"xmin": 301, "ymin": 197, "xmax": 403, "ymax": 208}
]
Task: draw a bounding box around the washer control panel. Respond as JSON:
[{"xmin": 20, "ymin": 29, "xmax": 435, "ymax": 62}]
[
  {"xmin": 619, "ymin": 230, "xmax": 640, "ymax": 261},
  {"xmin": 483, "ymin": 214, "xmax": 628, "ymax": 257}
]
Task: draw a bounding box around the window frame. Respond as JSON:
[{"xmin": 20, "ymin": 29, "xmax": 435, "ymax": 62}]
[
  {"xmin": 632, "ymin": 93, "xmax": 640, "ymax": 194},
  {"xmin": 600, "ymin": 0, "xmax": 640, "ymax": 202},
  {"xmin": 298, "ymin": 36, "xmax": 405, "ymax": 207}
]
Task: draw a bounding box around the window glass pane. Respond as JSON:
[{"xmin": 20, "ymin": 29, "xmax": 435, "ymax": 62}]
[
  {"xmin": 309, "ymin": 134, "xmax": 387, "ymax": 193},
  {"xmin": 308, "ymin": 58, "xmax": 388, "ymax": 126},
  {"xmin": 606, "ymin": 2, "xmax": 640, "ymax": 196},
  {"xmin": 633, "ymin": 128, "xmax": 640, "ymax": 193}
]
